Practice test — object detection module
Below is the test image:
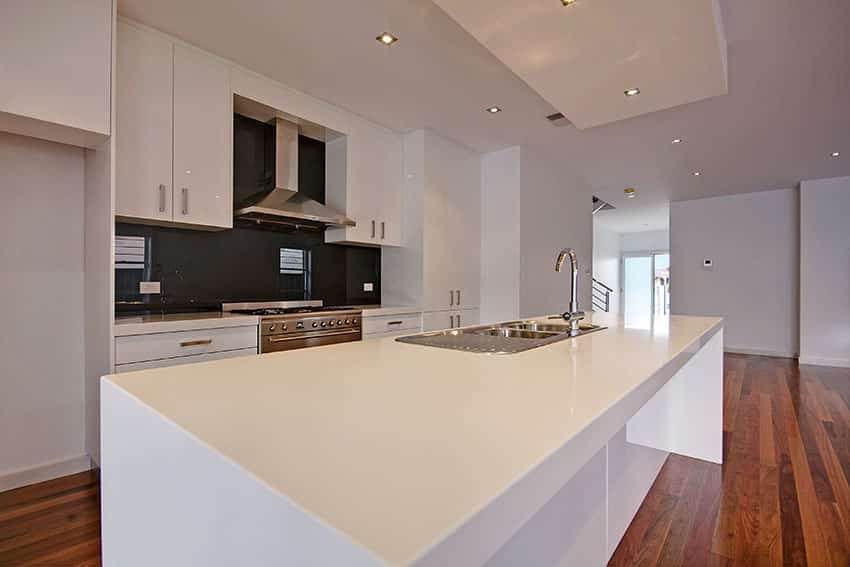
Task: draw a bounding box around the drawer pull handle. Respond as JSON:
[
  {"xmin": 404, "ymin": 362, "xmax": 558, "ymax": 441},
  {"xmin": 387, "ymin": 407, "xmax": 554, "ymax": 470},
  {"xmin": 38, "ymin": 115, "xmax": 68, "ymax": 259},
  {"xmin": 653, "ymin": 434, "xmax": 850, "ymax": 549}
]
[
  {"xmin": 387, "ymin": 320, "xmax": 403, "ymax": 326},
  {"xmin": 180, "ymin": 339, "xmax": 212, "ymax": 347},
  {"xmin": 268, "ymin": 329, "xmax": 358, "ymax": 343}
]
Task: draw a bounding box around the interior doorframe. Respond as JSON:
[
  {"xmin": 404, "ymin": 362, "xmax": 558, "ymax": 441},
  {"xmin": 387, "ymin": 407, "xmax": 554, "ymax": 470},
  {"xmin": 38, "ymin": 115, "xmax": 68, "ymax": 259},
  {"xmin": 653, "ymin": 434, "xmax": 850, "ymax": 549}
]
[{"xmin": 620, "ymin": 249, "xmax": 670, "ymax": 317}]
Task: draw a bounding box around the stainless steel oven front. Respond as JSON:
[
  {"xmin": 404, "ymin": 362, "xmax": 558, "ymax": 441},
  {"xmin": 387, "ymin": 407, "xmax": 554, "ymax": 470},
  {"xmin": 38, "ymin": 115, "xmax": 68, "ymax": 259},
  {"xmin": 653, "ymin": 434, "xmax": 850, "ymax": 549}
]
[{"xmin": 259, "ymin": 309, "xmax": 362, "ymax": 353}]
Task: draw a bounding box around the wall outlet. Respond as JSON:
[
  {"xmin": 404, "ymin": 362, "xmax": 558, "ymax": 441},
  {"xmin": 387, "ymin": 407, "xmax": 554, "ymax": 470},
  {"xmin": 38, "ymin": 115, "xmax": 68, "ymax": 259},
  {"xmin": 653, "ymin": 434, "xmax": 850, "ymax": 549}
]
[
  {"xmin": 363, "ymin": 282, "xmax": 374, "ymax": 292},
  {"xmin": 139, "ymin": 281, "xmax": 161, "ymax": 294},
  {"xmin": 703, "ymin": 259, "xmax": 714, "ymax": 269}
]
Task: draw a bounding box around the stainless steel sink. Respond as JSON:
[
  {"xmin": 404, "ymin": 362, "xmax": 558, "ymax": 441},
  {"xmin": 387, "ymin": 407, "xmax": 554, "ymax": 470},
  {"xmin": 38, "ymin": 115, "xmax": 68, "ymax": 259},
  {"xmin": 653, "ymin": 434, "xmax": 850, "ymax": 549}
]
[{"xmin": 395, "ymin": 318, "xmax": 606, "ymax": 354}]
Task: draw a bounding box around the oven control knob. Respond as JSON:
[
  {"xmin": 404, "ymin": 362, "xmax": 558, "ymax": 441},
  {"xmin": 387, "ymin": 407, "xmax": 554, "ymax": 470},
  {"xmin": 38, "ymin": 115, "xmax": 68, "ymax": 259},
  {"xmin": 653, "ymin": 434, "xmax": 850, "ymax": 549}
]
[
  {"xmin": 329, "ymin": 320, "xmax": 335, "ymax": 326},
  {"xmin": 353, "ymin": 318, "xmax": 358, "ymax": 325},
  {"xmin": 312, "ymin": 322, "xmax": 318, "ymax": 328},
  {"xmin": 268, "ymin": 324, "xmax": 276, "ymax": 332},
  {"xmin": 282, "ymin": 324, "xmax": 287, "ymax": 331},
  {"xmin": 345, "ymin": 319, "xmax": 351, "ymax": 324},
  {"xmin": 337, "ymin": 319, "xmax": 343, "ymax": 325}
]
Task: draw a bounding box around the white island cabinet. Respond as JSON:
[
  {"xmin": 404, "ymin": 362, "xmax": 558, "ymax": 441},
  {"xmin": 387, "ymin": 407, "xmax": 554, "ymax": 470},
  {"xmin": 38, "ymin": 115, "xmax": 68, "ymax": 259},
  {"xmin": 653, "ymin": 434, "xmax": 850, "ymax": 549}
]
[
  {"xmin": 101, "ymin": 313, "xmax": 722, "ymax": 566},
  {"xmin": 0, "ymin": 0, "xmax": 112, "ymax": 147},
  {"xmin": 116, "ymin": 20, "xmax": 232, "ymax": 229}
]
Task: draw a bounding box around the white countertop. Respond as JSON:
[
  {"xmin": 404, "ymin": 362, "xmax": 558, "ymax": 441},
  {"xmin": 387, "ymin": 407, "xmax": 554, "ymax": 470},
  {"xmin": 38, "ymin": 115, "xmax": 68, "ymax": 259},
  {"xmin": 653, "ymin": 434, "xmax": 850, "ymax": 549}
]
[
  {"xmin": 105, "ymin": 312, "xmax": 721, "ymax": 564},
  {"xmin": 114, "ymin": 312, "xmax": 260, "ymax": 336}
]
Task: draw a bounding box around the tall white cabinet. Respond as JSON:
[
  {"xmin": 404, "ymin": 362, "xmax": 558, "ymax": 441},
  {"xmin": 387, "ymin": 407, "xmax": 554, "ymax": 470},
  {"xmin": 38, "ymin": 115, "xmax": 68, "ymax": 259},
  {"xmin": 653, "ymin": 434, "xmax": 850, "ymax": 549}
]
[
  {"xmin": 116, "ymin": 20, "xmax": 232, "ymax": 230},
  {"xmin": 383, "ymin": 130, "xmax": 481, "ymax": 331}
]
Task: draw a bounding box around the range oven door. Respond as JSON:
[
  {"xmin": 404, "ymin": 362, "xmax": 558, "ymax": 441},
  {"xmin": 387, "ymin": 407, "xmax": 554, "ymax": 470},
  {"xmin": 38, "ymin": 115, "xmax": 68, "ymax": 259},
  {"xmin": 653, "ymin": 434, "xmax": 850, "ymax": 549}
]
[{"xmin": 262, "ymin": 328, "xmax": 361, "ymax": 353}]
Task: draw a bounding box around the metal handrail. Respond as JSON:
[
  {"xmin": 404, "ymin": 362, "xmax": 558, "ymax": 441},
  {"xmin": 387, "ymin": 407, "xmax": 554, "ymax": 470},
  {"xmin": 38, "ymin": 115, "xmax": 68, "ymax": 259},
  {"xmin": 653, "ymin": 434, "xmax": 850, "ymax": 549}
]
[{"xmin": 591, "ymin": 278, "xmax": 613, "ymax": 312}]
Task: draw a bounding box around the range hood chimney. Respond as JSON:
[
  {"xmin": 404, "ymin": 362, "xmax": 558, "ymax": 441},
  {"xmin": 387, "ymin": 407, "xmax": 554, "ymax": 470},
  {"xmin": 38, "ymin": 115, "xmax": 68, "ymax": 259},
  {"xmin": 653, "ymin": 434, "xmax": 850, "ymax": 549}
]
[{"xmin": 234, "ymin": 117, "xmax": 355, "ymax": 228}]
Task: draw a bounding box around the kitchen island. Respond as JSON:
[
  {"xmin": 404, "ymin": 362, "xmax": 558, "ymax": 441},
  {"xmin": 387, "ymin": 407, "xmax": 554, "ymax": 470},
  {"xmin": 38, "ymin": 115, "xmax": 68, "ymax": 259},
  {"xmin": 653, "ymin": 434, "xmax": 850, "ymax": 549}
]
[{"xmin": 101, "ymin": 312, "xmax": 722, "ymax": 566}]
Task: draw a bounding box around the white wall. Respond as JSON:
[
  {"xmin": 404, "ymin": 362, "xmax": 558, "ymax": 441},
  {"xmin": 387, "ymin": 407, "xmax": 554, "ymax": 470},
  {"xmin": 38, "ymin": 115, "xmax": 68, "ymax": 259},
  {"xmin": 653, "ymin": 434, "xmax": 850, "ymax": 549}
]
[
  {"xmin": 480, "ymin": 147, "xmax": 521, "ymax": 323},
  {"xmin": 670, "ymin": 188, "xmax": 799, "ymax": 357},
  {"xmin": 620, "ymin": 230, "xmax": 669, "ymax": 253},
  {"xmin": 592, "ymin": 223, "xmax": 621, "ymax": 314},
  {"xmin": 0, "ymin": 132, "xmax": 90, "ymax": 490},
  {"xmin": 519, "ymin": 148, "xmax": 593, "ymax": 318},
  {"xmin": 800, "ymin": 176, "xmax": 850, "ymax": 367}
]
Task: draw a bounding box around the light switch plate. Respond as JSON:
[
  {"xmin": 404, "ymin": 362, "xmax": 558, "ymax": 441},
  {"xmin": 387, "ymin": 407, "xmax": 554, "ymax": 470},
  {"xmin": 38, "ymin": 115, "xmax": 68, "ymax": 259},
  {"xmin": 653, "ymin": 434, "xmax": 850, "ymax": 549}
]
[
  {"xmin": 363, "ymin": 282, "xmax": 374, "ymax": 292},
  {"xmin": 703, "ymin": 259, "xmax": 713, "ymax": 269},
  {"xmin": 139, "ymin": 281, "xmax": 161, "ymax": 294}
]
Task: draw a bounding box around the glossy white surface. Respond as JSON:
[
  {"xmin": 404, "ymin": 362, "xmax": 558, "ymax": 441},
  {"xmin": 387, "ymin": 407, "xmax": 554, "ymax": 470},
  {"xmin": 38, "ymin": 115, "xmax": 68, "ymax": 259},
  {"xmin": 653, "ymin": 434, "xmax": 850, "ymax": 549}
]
[
  {"xmin": 105, "ymin": 312, "xmax": 720, "ymax": 564},
  {"xmin": 114, "ymin": 312, "xmax": 259, "ymax": 336},
  {"xmin": 354, "ymin": 305, "xmax": 422, "ymax": 318}
]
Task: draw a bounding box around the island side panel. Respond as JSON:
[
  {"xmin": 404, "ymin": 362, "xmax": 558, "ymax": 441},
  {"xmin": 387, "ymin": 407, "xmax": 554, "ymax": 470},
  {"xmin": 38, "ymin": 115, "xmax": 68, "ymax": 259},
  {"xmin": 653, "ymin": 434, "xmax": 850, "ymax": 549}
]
[
  {"xmin": 626, "ymin": 328, "xmax": 724, "ymax": 464},
  {"xmin": 99, "ymin": 380, "xmax": 380, "ymax": 567}
]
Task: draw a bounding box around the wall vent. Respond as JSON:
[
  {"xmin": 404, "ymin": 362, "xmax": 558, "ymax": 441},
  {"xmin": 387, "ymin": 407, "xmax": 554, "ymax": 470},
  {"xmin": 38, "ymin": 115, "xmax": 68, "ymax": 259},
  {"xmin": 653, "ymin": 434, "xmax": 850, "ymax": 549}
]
[{"xmin": 546, "ymin": 112, "xmax": 572, "ymax": 127}]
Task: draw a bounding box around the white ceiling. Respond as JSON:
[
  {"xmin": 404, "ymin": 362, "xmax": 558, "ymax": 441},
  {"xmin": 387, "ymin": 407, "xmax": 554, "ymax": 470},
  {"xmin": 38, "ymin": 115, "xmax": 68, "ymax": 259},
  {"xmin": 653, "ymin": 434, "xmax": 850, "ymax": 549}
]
[
  {"xmin": 432, "ymin": 0, "xmax": 728, "ymax": 129},
  {"xmin": 119, "ymin": 0, "xmax": 850, "ymax": 233}
]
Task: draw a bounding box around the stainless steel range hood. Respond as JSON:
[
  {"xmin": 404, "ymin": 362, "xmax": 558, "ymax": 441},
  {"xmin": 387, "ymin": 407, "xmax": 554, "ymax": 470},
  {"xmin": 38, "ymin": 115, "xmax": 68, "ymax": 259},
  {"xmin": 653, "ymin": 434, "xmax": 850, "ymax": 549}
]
[{"xmin": 234, "ymin": 117, "xmax": 355, "ymax": 228}]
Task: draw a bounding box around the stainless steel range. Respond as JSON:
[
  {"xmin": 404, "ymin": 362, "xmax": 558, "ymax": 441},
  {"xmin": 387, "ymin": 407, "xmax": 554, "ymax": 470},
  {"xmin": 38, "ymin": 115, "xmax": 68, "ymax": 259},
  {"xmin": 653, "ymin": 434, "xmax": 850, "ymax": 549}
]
[{"xmin": 223, "ymin": 301, "xmax": 362, "ymax": 353}]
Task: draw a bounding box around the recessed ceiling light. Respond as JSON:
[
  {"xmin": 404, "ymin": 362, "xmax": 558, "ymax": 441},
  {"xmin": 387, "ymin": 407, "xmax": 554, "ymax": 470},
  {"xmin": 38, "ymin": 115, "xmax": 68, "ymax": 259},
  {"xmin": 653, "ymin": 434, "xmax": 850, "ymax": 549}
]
[
  {"xmin": 376, "ymin": 32, "xmax": 398, "ymax": 46},
  {"xmin": 693, "ymin": 171, "xmax": 701, "ymax": 176},
  {"xmin": 672, "ymin": 138, "xmax": 683, "ymax": 144},
  {"xmin": 561, "ymin": 0, "xmax": 577, "ymax": 5},
  {"xmin": 624, "ymin": 88, "xmax": 641, "ymax": 97},
  {"xmin": 486, "ymin": 106, "xmax": 502, "ymax": 114},
  {"xmin": 624, "ymin": 187, "xmax": 637, "ymax": 198},
  {"xmin": 832, "ymin": 151, "xmax": 841, "ymax": 157}
]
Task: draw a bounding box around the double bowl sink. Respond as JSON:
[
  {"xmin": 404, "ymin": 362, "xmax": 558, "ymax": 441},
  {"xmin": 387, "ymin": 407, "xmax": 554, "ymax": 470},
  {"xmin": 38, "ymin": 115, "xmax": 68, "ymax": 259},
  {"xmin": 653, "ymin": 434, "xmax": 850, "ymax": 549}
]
[{"xmin": 396, "ymin": 317, "xmax": 605, "ymax": 354}]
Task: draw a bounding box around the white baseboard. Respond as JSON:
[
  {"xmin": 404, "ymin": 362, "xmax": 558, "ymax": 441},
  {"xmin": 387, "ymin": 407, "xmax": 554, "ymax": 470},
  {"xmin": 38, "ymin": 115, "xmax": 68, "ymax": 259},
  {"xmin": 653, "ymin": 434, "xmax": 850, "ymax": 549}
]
[
  {"xmin": 724, "ymin": 346, "xmax": 798, "ymax": 359},
  {"xmin": 799, "ymin": 355, "xmax": 850, "ymax": 368},
  {"xmin": 0, "ymin": 454, "xmax": 92, "ymax": 492}
]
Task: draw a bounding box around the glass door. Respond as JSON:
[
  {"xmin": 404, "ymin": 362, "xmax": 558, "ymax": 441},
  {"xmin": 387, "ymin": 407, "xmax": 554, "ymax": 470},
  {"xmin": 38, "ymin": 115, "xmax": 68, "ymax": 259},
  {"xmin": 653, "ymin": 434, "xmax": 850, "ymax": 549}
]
[{"xmin": 623, "ymin": 251, "xmax": 671, "ymax": 328}]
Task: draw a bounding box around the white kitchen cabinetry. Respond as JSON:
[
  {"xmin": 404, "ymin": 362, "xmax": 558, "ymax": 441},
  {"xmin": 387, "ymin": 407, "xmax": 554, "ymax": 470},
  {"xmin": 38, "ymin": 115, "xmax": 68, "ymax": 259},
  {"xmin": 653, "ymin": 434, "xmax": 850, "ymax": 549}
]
[
  {"xmin": 0, "ymin": 0, "xmax": 112, "ymax": 148},
  {"xmin": 422, "ymin": 308, "xmax": 479, "ymax": 332},
  {"xmin": 114, "ymin": 324, "xmax": 257, "ymax": 373},
  {"xmin": 324, "ymin": 127, "xmax": 403, "ymax": 247},
  {"xmin": 116, "ymin": 20, "xmax": 232, "ymax": 229},
  {"xmin": 362, "ymin": 312, "xmax": 422, "ymax": 340},
  {"xmin": 421, "ymin": 133, "xmax": 480, "ymax": 313}
]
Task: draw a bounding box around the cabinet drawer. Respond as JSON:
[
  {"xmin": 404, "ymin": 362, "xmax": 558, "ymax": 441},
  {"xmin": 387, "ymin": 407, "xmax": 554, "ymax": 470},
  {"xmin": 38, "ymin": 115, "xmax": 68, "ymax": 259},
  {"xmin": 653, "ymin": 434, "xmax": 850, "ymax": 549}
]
[
  {"xmin": 362, "ymin": 313, "xmax": 422, "ymax": 336},
  {"xmin": 115, "ymin": 326, "xmax": 258, "ymax": 365},
  {"xmin": 115, "ymin": 348, "xmax": 257, "ymax": 373}
]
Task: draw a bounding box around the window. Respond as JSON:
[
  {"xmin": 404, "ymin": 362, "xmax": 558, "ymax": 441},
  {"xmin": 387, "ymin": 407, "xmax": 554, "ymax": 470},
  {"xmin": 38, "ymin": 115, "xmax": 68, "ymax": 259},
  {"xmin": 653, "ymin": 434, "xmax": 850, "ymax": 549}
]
[
  {"xmin": 280, "ymin": 248, "xmax": 305, "ymax": 275},
  {"xmin": 115, "ymin": 236, "xmax": 147, "ymax": 269},
  {"xmin": 279, "ymin": 247, "xmax": 310, "ymax": 300}
]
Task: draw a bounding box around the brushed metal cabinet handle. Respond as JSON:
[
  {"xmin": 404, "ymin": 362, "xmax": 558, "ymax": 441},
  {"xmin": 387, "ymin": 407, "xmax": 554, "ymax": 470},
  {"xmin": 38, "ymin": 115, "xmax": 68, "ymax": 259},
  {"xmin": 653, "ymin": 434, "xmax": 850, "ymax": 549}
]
[
  {"xmin": 450, "ymin": 290, "xmax": 454, "ymax": 306},
  {"xmin": 457, "ymin": 289, "xmax": 461, "ymax": 306},
  {"xmin": 268, "ymin": 329, "xmax": 357, "ymax": 343},
  {"xmin": 387, "ymin": 320, "xmax": 403, "ymax": 326},
  {"xmin": 458, "ymin": 313, "xmax": 461, "ymax": 327},
  {"xmin": 181, "ymin": 188, "xmax": 189, "ymax": 215},
  {"xmin": 381, "ymin": 221, "xmax": 385, "ymax": 239},
  {"xmin": 180, "ymin": 339, "xmax": 212, "ymax": 347},
  {"xmin": 158, "ymin": 184, "xmax": 166, "ymax": 213}
]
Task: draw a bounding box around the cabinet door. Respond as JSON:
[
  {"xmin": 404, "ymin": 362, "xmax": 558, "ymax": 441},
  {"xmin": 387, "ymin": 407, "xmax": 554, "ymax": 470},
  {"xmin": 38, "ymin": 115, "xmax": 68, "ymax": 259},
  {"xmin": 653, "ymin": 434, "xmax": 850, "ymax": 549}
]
[
  {"xmin": 422, "ymin": 311, "xmax": 454, "ymax": 332},
  {"xmin": 457, "ymin": 308, "xmax": 480, "ymax": 328},
  {"xmin": 116, "ymin": 22, "xmax": 174, "ymax": 222},
  {"xmin": 173, "ymin": 44, "xmax": 232, "ymax": 229},
  {"xmin": 0, "ymin": 0, "xmax": 111, "ymax": 140}
]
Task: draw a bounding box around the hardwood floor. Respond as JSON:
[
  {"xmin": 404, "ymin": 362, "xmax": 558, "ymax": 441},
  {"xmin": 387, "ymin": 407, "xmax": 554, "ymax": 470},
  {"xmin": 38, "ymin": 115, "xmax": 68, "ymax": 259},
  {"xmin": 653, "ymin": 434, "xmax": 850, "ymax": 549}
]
[
  {"xmin": 610, "ymin": 354, "xmax": 850, "ymax": 567},
  {"xmin": 0, "ymin": 471, "xmax": 100, "ymax": 566},
  {"xmin": 0, "ymin": 355, "xmax": 846, "ymax": 566}
]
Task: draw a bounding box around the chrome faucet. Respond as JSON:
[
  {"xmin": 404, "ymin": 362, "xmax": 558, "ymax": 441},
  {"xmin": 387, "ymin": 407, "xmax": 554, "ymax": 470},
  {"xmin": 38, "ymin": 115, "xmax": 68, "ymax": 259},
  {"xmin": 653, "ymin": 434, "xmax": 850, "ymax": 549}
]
[{"xmin": 555, "ymin": 248, "xmax": 584, "ymax": 335}]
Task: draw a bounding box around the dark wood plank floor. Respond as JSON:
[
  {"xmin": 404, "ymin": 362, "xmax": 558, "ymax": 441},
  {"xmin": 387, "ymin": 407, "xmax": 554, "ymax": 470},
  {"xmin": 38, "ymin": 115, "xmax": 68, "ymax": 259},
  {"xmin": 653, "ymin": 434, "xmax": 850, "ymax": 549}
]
[
  {"xmin": 0, "ymin": 470, "xmax": 100, "ymax": 566},
  {"xmin": 0, "ymin": 354, "xmax": 846, "ymax": 566},
  {"xmin": 610, "ymin": 354, "xmax": 850, "ymax": 567}
]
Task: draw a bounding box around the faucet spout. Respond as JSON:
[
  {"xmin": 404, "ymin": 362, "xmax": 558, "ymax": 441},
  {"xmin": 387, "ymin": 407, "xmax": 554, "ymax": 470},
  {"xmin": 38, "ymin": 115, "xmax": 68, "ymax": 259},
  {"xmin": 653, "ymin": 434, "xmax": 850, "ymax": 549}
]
[{"xmin": 555, "ymin": 248, "xmax": 584, "ymax": 334}]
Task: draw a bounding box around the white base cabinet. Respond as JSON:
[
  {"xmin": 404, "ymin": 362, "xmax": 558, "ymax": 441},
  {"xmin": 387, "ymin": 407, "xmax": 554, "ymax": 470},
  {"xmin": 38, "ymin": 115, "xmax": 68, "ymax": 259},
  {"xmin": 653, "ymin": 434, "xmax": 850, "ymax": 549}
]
[
  {"xmin": 116, "ymin": 20, "xmax": 232, "ymax": 230},
  {"xmin": 422, "ymin": 308, "xmax": 479, "ymax": 332}
]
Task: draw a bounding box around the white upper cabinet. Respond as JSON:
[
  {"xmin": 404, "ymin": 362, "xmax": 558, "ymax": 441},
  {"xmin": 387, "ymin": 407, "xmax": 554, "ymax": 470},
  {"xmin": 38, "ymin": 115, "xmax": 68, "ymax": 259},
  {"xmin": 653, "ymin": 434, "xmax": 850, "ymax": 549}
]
[
  {"xmin": 325, "ymin": 125, "xmax": 403, "ymax": 247},
  {"xmin": 0, "ymin": 0, "xmax": 112, "ymax": 147},
  {"xmin": 116, "ymin": 22, "xmax": 173, "ymax": 223},
  {"xmin": 116, "ymin": 21, "xmax": 232, "ymax": 230},
  {"xmin": 172, "ymin": 44, "xmax": 232, "ymax": 228}
]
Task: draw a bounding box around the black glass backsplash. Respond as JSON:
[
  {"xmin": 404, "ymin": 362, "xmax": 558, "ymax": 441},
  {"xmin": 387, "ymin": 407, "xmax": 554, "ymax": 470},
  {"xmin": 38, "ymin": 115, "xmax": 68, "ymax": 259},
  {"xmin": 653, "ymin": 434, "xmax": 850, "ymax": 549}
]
[{"xmin": 116, "ymin": 122, "xmax": 380, "ymax": 315}]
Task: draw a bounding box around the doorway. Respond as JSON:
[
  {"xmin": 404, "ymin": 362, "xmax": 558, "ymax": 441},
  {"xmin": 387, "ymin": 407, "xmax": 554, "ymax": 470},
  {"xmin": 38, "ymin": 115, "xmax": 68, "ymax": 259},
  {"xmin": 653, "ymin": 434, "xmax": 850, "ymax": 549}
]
[{"xmin": 623, "ymin": 251, "xmax": 670, "ymax": 327}]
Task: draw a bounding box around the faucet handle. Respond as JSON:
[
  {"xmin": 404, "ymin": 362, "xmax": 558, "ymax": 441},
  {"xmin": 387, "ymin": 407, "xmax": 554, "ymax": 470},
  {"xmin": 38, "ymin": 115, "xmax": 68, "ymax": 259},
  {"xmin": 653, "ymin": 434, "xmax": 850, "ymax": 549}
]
[{"xmin": 561, "ymin": 310, "xmax": 585, "ymax": 321}]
